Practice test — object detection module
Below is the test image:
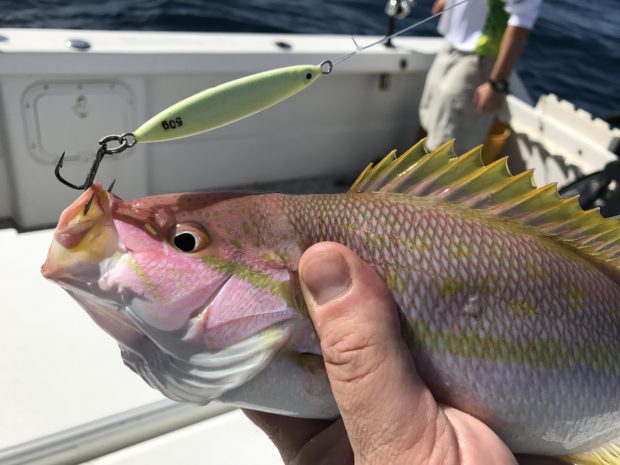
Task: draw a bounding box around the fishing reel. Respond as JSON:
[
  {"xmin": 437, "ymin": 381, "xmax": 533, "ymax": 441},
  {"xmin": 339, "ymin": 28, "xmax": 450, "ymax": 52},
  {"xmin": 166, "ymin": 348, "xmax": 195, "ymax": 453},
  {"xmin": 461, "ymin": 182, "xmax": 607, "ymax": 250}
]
[
  {"xmin": 385, "ymin": 0, "xmax": 416, "ymax": 19},
  {"xmin": 384, "ymin": 0, "xmax": 416, "ymax": 48},
  {"xmin": 559, "ymin": 116, "xmax": 620, "ymax": 218},
  {"xmin": 559, "ymin": 160, "xmax": 620, "ymax": 218}
]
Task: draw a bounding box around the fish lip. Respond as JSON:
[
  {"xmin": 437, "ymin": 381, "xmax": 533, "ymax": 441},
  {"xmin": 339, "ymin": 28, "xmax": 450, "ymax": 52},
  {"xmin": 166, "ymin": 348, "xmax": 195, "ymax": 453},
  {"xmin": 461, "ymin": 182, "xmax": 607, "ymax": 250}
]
[
  {"xmin": 43, "ymin": 184, "xmax": 123, "ymax": 281},
  {"xmin": 54, "ymin": 220, "xmax": 94, "ymax": 249},
  {"xmin": 55, "ymin": 183, "xmax": 111, "ymax": 229}
]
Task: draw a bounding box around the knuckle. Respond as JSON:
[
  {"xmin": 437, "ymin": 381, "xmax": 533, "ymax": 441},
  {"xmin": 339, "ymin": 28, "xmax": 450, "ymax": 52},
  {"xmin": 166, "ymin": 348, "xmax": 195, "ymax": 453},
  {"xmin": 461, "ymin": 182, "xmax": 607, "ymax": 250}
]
[
  {"xmin": 321, "ymin": 329, "xmax": 368, "ymax": 364},
  {"xmin": 319, "ymin": 324, "xmax": 386, "ymax": 385}
]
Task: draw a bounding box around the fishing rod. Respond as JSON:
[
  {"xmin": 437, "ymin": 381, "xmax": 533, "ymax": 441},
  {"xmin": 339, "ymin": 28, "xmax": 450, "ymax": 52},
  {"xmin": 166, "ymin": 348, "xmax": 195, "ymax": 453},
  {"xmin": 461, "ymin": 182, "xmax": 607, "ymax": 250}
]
[{"xmin": 55, "ymin": 0, "xmax": 469, "ymax": 194}]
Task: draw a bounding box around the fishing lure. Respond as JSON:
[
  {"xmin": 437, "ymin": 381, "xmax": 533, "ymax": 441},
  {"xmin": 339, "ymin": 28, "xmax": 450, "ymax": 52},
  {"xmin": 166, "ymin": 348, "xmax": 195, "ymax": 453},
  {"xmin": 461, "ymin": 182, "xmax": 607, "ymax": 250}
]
[
  {"xmin": 54, "ymin": 0, "xmax": 469, "ymax": 192},
  {"xmin": 55, "ymin": 63, "xmax": 327, "ymax": 190}
]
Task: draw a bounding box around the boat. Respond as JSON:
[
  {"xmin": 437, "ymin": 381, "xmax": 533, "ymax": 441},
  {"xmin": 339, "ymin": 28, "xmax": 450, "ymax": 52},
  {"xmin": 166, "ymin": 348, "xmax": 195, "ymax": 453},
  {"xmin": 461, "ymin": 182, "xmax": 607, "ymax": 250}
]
[{"xmin": 1, "ymin": 27, "xmax": 619, "ymax": 465}]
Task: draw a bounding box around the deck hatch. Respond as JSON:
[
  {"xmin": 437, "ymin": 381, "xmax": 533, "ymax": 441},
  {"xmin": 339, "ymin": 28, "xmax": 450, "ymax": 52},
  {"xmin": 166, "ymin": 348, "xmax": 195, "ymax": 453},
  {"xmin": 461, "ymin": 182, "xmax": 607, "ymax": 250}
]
[{"xmin": 22, "ymin": 81, "xmax": 134, "ymax": 164}]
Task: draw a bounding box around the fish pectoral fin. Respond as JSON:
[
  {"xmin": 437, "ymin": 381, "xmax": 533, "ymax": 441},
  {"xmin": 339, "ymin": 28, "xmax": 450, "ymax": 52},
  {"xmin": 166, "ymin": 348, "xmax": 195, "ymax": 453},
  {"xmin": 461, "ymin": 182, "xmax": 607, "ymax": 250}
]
[{"xmin": 560, "ymin": 441, "xmax": 620, "ymax": 465}]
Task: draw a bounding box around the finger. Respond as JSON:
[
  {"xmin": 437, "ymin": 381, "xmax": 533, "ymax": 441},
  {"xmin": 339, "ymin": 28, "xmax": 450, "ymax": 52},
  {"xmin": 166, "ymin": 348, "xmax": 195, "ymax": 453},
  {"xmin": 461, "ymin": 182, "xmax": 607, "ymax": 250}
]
[
  {"xmin": 243, "ymin": 409, "xmax": 333, "ymax": 463},
  {"xmin": 443, "ymin": 407, "xmax": 519, "ymax": 465},
  {"xmin": 245, "ymin": 410, "xmax": 353, "ymax": 465},
  {"xmin": 299, "ymin": 242, "xmax": 455, "ymax": 463},
  {"xmin": 292, "ymin": 419, "xmax": 354, "ymax": 465}
]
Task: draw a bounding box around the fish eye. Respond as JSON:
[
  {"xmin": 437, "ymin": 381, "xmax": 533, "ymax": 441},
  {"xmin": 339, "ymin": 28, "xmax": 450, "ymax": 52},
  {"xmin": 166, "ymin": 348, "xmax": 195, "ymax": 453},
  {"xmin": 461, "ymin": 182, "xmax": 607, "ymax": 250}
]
[
  {"xmin": 173, "ymin": 232, "xmax": 197, "ymax": 252},
  {"xmin": 170, "ymin": 223, "xmax": 209, "ymax": 253},
  {"xmin": 305, "ymin": 72, "xmax": 312, "ymax": 80}
]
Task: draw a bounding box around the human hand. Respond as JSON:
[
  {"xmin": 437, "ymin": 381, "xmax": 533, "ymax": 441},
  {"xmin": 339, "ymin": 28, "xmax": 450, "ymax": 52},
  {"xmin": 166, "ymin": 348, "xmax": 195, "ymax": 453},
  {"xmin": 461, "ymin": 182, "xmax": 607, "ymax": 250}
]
[
  {"xmin": 432, "ymin": 0, "xmax": 446, "ymax": 15},
  {"xmin": 473, "ymin": 81, "xmax": 505, "ymax": 113},
  {"xmin": 245, "ymin": 242, "xmax": 564, "ymax": 465}
]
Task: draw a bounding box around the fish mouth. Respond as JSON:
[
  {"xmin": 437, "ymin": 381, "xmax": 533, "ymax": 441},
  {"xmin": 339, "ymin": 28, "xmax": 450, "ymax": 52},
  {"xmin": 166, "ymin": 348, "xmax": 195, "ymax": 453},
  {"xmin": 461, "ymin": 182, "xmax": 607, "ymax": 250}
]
[
  {"xmin": 42, "ymin": 183, "xmax": 121, "ymax": 283},
  {"xmin": 64, "ymin": 285, "xmax": 148, "ymax": 351},
  {"xmin": 42, "ymin": 185, "xmax": 298, "ymax": 405}
]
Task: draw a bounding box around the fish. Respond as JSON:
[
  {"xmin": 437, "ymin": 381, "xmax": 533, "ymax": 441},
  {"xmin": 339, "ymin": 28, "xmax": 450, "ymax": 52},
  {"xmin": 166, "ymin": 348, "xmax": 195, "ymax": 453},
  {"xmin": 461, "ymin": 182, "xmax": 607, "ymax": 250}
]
[{"xmin": 42, "ymin": 139, "xmax": 620, "ymax": 465}]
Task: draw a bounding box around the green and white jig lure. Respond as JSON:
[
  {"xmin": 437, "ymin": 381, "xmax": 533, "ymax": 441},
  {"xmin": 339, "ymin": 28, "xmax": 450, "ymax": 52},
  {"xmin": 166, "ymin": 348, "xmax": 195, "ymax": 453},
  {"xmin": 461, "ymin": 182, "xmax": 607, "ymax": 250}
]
[
  {"xmin": 134, "ymin": 63, "xmax": 326, "ymax": 143},
  {"xmin": 54, "ymin": 0, "xmax": 468, "ymax": 192},
  {"xmin": 54, "ymin": 62, "xmax": 329, "ymax": 190}
]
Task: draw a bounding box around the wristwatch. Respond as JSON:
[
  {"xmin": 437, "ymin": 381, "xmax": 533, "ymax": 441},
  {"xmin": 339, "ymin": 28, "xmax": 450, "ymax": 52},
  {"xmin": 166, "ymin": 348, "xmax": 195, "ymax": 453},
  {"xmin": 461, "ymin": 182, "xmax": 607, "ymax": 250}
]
[{"xmin": 488, "ymin": 78, "xmax": 510, "ymax": 94}]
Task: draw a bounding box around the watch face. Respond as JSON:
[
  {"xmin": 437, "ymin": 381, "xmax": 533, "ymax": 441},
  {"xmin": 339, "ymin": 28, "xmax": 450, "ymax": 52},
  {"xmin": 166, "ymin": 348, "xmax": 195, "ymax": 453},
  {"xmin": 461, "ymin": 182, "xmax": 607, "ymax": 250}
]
[{"xmin": 490, "ymin": 79, "xmax": 509, "ymax": 93}]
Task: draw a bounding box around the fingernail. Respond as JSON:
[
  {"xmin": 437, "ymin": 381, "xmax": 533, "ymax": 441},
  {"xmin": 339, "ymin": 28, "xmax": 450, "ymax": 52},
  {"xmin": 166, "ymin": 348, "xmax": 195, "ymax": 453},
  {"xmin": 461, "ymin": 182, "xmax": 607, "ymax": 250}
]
[{"xmin": 302, "ymin": 252, "xmax": 352, "ymax": 306}]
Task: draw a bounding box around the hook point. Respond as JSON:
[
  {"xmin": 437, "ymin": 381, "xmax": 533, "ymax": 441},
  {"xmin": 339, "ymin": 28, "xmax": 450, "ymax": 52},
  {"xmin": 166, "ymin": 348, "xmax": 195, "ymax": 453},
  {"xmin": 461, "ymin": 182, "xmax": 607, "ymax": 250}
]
[
  {"xmin": 83, "ymin": 191, "xmax": 96, "ymax": 215},
  {"xmin": 56, "ymin": 152, "xmax": 66, "ymax": 171}
]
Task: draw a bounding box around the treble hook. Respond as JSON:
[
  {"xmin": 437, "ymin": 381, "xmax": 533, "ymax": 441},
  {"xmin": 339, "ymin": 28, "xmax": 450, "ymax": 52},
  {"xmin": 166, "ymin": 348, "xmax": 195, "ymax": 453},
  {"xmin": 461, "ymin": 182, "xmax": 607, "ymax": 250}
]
[
  {"xmin": 54, "ymin": 132, "xmax": 136, "ymax": 191},
  {"xmin": 55, "ymin": 146, "xmax": 106, "ymax": 190}
]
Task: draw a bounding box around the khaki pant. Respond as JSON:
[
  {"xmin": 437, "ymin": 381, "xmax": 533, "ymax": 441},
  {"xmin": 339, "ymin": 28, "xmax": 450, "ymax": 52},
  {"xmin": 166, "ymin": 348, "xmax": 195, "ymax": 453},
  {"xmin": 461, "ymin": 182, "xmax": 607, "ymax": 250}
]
[{"xmin": 419, "ymin": 42, "xmax": 497, "ymax": 155}]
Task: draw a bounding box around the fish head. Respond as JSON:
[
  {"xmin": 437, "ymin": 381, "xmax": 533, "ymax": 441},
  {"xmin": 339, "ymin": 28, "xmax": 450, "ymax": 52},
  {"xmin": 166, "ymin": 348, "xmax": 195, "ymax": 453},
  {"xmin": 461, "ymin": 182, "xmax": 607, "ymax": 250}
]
[{"xmin": 42, "ymin": 183, "xmax": 313, "ymax": 404}]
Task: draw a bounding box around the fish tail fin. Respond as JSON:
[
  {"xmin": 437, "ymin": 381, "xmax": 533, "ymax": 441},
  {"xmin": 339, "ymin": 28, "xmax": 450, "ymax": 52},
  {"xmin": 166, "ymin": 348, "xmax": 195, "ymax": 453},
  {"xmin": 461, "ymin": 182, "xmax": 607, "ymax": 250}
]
[{"xmin": 559, "ymin": 441, "xmax": 620, "ymax": 465}]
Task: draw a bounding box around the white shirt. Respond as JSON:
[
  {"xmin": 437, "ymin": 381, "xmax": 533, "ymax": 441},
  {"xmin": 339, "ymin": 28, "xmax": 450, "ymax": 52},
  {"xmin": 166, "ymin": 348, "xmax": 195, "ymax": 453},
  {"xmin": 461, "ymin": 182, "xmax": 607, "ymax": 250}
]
[{"xmin": 438, "ymin": 0, "xmax": 542, "ymax": 54}]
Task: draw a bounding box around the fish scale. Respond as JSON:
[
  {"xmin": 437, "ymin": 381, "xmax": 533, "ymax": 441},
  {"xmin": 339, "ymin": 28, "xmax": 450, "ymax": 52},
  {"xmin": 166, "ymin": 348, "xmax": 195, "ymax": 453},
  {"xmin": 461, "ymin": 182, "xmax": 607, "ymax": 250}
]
[
  {"xmin": 280, "ymin": 191, "xmax": 620, "ymax": 454},
  {"xmin": 42, "ymin": 141, "xmax": 620, "ymax": 464}
]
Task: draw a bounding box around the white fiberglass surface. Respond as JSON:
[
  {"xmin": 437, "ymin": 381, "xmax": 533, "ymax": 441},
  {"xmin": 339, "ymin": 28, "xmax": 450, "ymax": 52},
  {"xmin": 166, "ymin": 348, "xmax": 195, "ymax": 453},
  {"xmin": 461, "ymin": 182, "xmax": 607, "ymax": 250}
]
[
  {"xmin": 0, "ymin": 228, "xmax": 162, "ymax": 448},
  {"xmin": 90, "ymin": 410, "xmax": 282, "ymax": 465}
]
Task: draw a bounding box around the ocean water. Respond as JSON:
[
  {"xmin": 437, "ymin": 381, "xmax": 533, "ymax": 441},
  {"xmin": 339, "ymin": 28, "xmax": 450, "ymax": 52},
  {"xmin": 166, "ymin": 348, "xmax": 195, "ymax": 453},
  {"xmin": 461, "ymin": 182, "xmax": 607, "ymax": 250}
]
[{"xmin": 2, "ymin": 0, "xmax": 619, "ymax": 122}]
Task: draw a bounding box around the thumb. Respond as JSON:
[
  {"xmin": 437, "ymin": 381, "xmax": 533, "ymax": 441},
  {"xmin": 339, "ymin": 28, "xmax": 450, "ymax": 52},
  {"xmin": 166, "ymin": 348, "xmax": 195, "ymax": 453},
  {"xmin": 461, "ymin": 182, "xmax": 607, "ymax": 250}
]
[{"xmin": 298, "ymin": 242, "xmax": 456, "ymax": 464}]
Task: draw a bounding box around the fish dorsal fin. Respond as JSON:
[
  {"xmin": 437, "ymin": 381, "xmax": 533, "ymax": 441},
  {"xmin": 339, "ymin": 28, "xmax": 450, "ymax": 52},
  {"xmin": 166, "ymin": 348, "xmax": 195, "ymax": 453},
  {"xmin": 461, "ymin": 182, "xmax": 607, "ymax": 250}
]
[
  {"xmin": 350, "ymin": 139, "xmax": 427, "ymax": 193},
  {"xmin": 560, "ymin": 441, "xmax": 620, "ymax": 465},
  {"xmin": 350, "ymin": 138, "xmax": 620, "ymax": 272}
]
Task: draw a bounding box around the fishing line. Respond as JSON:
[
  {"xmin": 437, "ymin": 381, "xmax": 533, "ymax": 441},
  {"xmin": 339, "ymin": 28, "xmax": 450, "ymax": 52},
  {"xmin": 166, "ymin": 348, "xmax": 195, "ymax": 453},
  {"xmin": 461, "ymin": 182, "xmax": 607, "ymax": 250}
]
[
  {"xmin": 55, "ymin": 0, "xmax": 471, "ymax": 194},
  {"xmin": 327, "ymin": 0, "xmax": 470, "ymax": 69}
]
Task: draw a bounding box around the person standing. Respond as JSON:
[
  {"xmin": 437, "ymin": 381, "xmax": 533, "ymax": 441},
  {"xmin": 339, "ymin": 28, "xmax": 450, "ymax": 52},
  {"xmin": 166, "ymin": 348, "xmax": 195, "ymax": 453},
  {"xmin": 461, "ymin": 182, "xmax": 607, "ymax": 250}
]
[{"xmin": 419, "ymin": 0, "xmax": 542, "ymax": 154}]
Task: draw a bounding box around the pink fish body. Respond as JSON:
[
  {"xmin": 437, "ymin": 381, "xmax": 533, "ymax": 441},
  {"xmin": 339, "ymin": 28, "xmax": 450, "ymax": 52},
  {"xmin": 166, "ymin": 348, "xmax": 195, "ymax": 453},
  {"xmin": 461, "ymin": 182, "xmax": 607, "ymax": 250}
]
[{"xmin": 43, "ymin": 141, "xmax": 620, "ymax": 464}]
